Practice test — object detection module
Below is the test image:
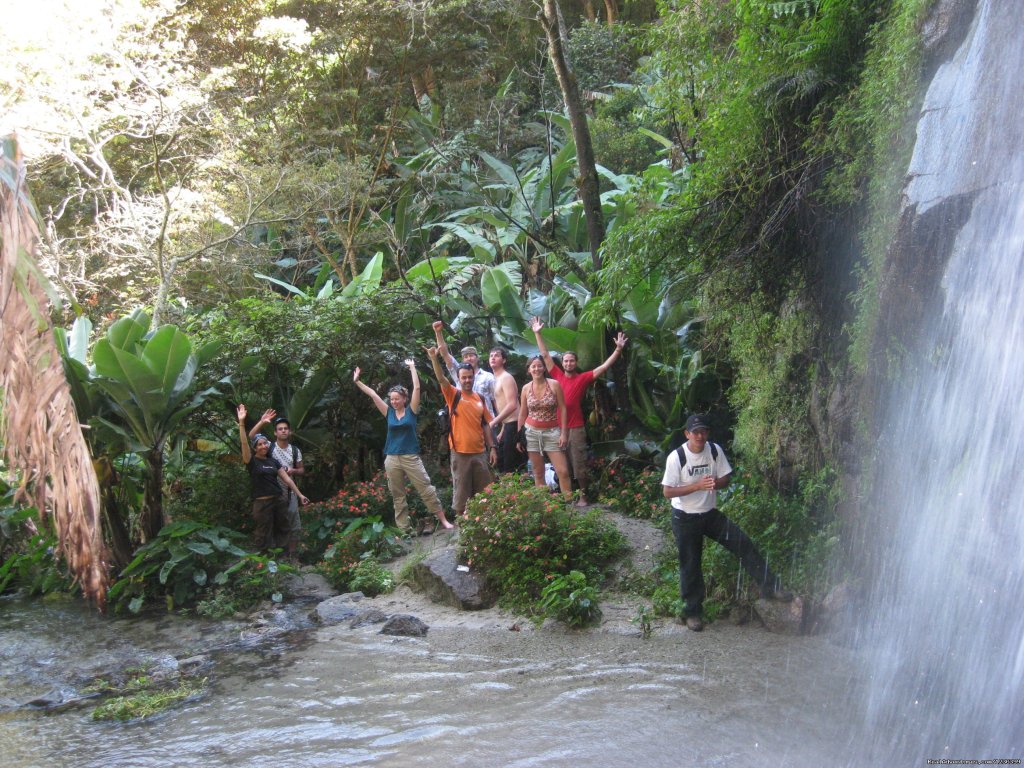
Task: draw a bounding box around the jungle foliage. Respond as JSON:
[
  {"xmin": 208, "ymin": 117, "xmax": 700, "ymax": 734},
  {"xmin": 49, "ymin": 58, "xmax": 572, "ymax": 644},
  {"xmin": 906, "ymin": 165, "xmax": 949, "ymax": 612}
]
[{"xmin": 2, "ymin": 0, "xmax": 933, "ymax": 611}]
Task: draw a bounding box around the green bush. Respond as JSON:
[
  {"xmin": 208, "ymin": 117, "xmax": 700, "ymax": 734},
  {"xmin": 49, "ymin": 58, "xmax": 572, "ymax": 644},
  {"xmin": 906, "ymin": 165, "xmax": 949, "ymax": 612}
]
[
  {"xmin": 315, "ymin": 516, "xmax": 404, "ymax": 591},
  {"xmin": 539, "ymin": 570, "xmax": 603, "ymax": 627},
  {"xmin": 348, "ymin": 557, "xmax": 396, "ymax": 597},
  {"xmin": 316, "ymin": 534, "xmax": 363, "ymax": 592},
  {"xmin": 459, "ymin": 475, "xmax": 627, "ymax": 612},
  {"xmin": 108, "ymin": 521, "xmax": 294, "ymax": 613},
  {"xmin": 165, "ymin": 453, "xmax": 251, "ymax": 532}
]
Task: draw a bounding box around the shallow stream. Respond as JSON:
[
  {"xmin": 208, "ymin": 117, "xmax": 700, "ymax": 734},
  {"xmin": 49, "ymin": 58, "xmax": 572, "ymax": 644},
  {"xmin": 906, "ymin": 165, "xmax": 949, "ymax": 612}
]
[{"xmin": 1, "ymin": 597, "xmax": 862, "ymax": 767}]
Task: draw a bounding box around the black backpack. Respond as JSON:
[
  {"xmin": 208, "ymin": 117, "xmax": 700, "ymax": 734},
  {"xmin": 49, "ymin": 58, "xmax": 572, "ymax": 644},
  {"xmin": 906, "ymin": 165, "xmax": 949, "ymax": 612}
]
[{"xmin": 675, "ymin": 441, "xmax": 718, "ymax": 470}]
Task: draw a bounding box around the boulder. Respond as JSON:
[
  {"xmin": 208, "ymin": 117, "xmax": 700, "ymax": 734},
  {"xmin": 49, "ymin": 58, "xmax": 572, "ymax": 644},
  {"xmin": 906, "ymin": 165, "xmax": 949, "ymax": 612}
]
[
  {"xmin": 349, "ymin": 609, "xmax": 388, "ymax": 629},
  {"xmin": 411, "ymin": 547, "xmax": 496, "ymax": 611},
  {"xmin": 381, "ymin": 614, "xmax": 429, "ymax": 637},
  {"xmin": 283, "ymin": 569, "xmax": 337, "ymax": 603},
  {"xmin": 753, "ymin": 596, "xmax": 807, "ymax": 635},
  {"xmin": 311, "ymin": 592, "xmax": 366, "ymax": 625}
]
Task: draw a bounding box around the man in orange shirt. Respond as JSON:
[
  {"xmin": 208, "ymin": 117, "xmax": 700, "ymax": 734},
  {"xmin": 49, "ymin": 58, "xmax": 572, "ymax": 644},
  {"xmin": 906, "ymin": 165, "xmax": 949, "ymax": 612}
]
[{"xmin": 426, "ymin": 345, "xmax": 498, "ymax": 517}]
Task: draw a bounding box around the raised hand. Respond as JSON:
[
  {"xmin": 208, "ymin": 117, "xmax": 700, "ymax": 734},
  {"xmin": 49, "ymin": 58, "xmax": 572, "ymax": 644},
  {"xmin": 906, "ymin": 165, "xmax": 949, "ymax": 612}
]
[
  {"xmin": 425, "ymin": 345, "xmax": 438, "ymax": 359},
  {"xmin": 353, "ymin": 367, "xmax": 361, "ymax": 382},
  {"xmin": 614, "ymin": 332, "xmax": 629, "ymax": 350},
  {"xmin": 236, "ymin": 403, "xmax": 247, "ymax": 421},
  {"xmin": 404, "ymin": 358, "xmax": 416, "ymax": 368},
  {"xmin": 260, "ymin": 408, "xmax": 276, "ymax": 423},
  {"xmin": 530, "ymin": 316, "xmax": 544, "ymax": 333},
  {"xmin": 432, "ymin": 320, "xmax": 444, "ymax": 331}
]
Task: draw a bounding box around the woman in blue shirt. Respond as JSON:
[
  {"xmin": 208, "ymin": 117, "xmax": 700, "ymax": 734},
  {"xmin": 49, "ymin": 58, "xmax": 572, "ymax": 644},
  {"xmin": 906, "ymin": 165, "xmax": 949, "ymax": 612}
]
[{"xmin": 354, "ymin": 358, "xmax": 453, "ymax": 535}]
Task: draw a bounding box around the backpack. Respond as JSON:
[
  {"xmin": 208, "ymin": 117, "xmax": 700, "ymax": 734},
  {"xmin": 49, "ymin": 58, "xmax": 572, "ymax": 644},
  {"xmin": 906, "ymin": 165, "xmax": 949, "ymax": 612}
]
[
  {"xmin": 675, "ymin": 441, "xmax": 718, "ymax": 471},
  {"xmin": 436, "ymin": 393, "xmax": 458, "ymax": 439}
]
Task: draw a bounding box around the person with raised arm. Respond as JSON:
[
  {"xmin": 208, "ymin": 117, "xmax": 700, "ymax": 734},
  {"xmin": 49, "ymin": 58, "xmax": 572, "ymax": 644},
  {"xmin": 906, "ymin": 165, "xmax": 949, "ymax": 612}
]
[
  {"xmin": 353, "ymin": 359, "xmax": 453, "ymax": 535},
  {"xmin": 431, "ymin": 319, "xmax": 497, "ymax": 416},
  {"xmin": 516, "ymin": 355, "xmax": 572, "ymax": 498},
  {"xmin": 247, "ymin": 408, "xmax": 304, "ymax": 558},
  {"xmin": 426, "ymin": 345, "xmax": 497, "ymax": 518},
  {"xmin": 530, "ymin": 317, "xmax": 628, "ymax": 505},
  {"xmin": 237, "ymin": 403, "xmax": 309, "ymax": 555}
]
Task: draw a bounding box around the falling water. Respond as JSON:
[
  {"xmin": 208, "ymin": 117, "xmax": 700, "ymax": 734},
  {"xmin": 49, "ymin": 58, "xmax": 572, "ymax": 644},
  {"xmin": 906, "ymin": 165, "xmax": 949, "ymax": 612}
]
[{"xmin": 856, "ymin": 0, "xmax": 1024, "ymax": 761}]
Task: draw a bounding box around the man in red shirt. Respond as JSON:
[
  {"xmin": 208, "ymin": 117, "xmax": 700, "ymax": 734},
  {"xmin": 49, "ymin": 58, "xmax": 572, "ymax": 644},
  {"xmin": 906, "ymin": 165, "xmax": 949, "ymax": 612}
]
[{"xmin": 530, "ymin": 317, "xmax": 628, "ymax": 506}]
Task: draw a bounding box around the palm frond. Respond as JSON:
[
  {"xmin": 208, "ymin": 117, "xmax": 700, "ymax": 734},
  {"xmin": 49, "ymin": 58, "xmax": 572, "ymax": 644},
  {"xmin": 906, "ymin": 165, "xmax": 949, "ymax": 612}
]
[{"xmin": 0, "ymin": 135, "xmax": 108, "ymax": 607}]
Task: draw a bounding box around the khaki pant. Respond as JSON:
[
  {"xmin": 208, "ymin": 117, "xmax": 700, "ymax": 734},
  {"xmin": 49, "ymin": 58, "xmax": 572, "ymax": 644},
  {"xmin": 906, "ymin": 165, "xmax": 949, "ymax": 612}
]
[
  {"xmin": 565, "ymin": 426, "xmax": 590, "ymax": 499},
  {"xmin": 384, "ymin": 454, "xmax": 444, "ymax": 530},
  {"xmin": 450, "ymin": 451, "xmax": 493, "ymax": 515}
]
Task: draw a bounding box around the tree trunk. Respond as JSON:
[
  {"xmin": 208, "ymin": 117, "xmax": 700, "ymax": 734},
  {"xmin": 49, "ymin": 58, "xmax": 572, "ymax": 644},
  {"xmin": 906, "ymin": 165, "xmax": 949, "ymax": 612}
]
[
  {"xmin": 603, "ymin": 0, "xmax": 618, "ymax": 25},
  {"xmin": 140, "ymin": 447, "xmax": 165, "ymax": 543},
  {"xmin": 581, "ymin": 0, "xmax": 597, "ymax": 22},
  {"xmin": 540, "ymin": 0, "xmax": 605, "ymax": 269}
]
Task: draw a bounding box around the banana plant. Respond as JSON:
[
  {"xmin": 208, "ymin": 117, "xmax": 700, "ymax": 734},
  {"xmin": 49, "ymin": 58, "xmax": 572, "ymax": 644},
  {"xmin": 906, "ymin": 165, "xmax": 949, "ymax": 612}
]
[
  {"xmin": 84, "ymin": 310, "xmax": 221, "ymax": 543},
  {"xmin": 620, "ymin": 274, "xmax": 723, "ymax": 455}
]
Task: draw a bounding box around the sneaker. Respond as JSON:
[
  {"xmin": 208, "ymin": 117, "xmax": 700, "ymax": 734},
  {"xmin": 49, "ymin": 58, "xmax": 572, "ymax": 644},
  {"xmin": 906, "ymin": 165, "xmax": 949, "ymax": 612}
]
[{"xmin": 685, "ymin": 616, "xmax": 704, "ymax": 632}]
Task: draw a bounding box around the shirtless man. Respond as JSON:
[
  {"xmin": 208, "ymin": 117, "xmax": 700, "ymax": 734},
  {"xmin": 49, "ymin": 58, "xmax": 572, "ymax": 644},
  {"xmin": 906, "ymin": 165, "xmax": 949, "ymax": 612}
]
[{"xmin": 487, "ymin": 347, "xmax": 524, "ymax": 473}]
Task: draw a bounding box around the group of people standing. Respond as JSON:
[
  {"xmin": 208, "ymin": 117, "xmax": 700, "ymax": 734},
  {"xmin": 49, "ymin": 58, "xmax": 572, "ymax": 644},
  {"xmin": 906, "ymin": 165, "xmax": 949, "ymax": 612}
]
[
  {"xmin": 236, "ymin": 318, "xmax": 792, "ymax": 631},
  {"xmin": 420, "ymin": 318, "xmax": 628, "ymax": 520}
]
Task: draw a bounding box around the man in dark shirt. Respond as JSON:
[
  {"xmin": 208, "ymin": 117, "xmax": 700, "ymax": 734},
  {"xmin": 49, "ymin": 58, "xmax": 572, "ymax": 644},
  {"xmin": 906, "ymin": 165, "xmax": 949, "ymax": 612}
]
[{"xmin": 237, "ymin": 404, "xmax": 308, "ymax": 554}]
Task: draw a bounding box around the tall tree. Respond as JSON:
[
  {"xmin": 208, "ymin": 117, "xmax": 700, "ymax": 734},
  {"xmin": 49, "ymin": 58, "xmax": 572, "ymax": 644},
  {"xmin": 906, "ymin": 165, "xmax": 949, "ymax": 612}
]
[
  {"xmin": 0, "ymin": 136, "xmax": 107, "ymax": 606},
  {"xmin": 540, "ymin": 0, "xmax": 605, "ymax": 269}
]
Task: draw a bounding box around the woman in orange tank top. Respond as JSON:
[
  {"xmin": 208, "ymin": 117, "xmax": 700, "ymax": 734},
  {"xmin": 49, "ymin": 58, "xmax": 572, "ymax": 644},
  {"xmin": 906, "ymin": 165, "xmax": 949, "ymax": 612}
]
[{"xmin": 516, "ymin": 356, "xmax": 572, "ymax": 497}]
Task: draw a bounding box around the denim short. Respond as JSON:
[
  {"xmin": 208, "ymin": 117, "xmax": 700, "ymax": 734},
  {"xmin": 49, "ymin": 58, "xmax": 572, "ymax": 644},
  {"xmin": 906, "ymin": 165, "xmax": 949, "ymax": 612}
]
[{"xmin": 524, "ymin": 425, "xmax": 562, "ymax": 453}]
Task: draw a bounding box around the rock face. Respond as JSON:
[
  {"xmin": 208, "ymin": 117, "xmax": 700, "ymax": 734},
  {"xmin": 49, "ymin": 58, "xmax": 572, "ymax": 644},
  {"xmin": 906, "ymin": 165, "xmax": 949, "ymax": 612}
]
[
  {"xmin": 381, "ymin": 614, "xmax": 429, "ymax": 637},
  {"xmin": 311, "ymin": 592, "xmax": 366, "ymax": 625},
  {"xmin": 411, "ymin": 547, "xmax": 496, "ymax": 611}
]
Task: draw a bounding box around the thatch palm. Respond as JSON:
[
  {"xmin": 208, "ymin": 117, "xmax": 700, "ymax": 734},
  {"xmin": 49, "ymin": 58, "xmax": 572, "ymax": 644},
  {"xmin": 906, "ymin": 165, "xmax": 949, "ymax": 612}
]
[{"xmin": 0, "ymin": 136, "xmax": 107, "ymax": 605}]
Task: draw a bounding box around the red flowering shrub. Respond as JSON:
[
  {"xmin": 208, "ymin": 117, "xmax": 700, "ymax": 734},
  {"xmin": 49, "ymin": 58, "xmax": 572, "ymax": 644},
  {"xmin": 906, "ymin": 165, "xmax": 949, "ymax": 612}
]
[
  {"xmin": 598, "ymin": 461, "xmax": 665, "ymax": 520},
  {"xmin": 459, "ymin": 475, "xmax": 626, "ymax": 613}
]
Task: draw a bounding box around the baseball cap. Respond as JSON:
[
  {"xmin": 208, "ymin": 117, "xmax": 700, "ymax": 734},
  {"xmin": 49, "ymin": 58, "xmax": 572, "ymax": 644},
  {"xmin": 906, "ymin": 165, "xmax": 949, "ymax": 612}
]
[
  {"xmin": 460, "ymin": 346, "xmax": 479, "ymax": 356},
  {"xmin": 685, "ymin": 414, "xmax": 711, "ymax": 432}
]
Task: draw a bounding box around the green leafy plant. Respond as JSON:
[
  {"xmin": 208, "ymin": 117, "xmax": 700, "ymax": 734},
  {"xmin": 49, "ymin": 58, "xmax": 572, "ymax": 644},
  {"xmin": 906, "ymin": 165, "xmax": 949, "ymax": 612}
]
[
  {"xmin": 632, "ymin": 603, "xmax": 654, "ymax": 639},
  {"xmin": 539, "ymin": 570, "xmax": 603, "ymax": 627},
  {"xmin": 348, "ymin": 556, "xmax": 396, "ymax": 597},
  {"xmin": 107, "ymin": 521, "xmax": 292, "ymax": 613},
  {"xmin": 459, "ymin": 475, "xmax": 626, "ymax": 612},
  {"xmin": 91, "ymin": 678, "xmax": 206, "ymax": 721},
  {"xmin": 0, "ymin": 506, "xmax": 78, "ymax": 597},
  {"xmin": 315, "ymin": 514, "xmax": 404, "ymax": 592},
  {"xmin": 57, "ymin": 311, "xmax": 222, "ymax": 543}
]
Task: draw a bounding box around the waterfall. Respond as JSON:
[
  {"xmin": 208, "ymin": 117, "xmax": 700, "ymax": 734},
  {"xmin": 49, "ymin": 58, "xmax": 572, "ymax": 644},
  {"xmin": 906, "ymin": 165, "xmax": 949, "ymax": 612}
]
[{"xmin": 857, "ymin": 0, "xmax": 1024, "ymax": 760}]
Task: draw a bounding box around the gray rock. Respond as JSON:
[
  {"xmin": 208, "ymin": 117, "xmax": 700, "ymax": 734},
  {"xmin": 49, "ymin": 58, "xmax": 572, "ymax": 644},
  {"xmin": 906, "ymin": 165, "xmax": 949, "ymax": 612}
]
[
  {"xmin": 349, "ymin": 609, "xmax": 388, "ymax": 629},
  {"xmin": 412, "ymin": 548, "xmax": 496, "ymax": 610},
  {"xmin": 311, "ymin": 592, "xmax": 367, "ymax": 625},
  {"xmin": 177, "ymin": 654, "xmax": 212, "ymax": 673},
  {"xmin": 753, "ymin": 595, "xmax": 807, "ymax": 636},
  {"xmin": 921, "ymin": 0, "xmax": 977, "ymax": 74},
  {"xmin": 24, "ymin": 688, "xmax": 65, "ymax": 709},
  {"xmin": 381, "ymin": 614, "xmax": 429, "ymax": 637},
  {"xmin": 283, "ymin": 570, "xmax": 337, "ymax": 603}
]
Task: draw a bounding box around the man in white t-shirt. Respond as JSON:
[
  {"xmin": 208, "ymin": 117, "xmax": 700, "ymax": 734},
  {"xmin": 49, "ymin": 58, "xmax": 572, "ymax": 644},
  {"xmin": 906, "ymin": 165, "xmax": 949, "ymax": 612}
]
[{"xmin": 662, "ymin": 414, "xmax": 790, "ymax": 632}]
